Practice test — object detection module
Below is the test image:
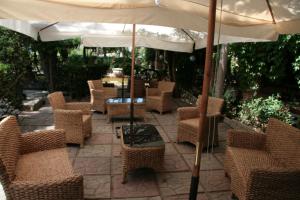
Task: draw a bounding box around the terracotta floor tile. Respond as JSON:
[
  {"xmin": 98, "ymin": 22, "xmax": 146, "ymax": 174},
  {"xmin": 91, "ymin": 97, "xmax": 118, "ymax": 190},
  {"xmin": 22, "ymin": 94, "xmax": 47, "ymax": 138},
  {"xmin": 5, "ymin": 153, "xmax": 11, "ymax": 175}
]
[
  {"xmin": 86, "ymin": 133, "xmax": 113, "ymax": 145},
  {"xmin": 111, "ymin": 157, "xmax": 122, "ymax": 175},
  {"xmin": 113, "ymin": 134, "xmax": 121, "ymax": 144},
  {"xmin": 162, "ymin": 125, "xmax": 178, "ymax": 134},
  {"xmin": 93, "ymin": 124, "xmax": 113, "ymax": 134},
  {"xmin": 77, "ymin": 145, "xmax": 112, "ymax": 157},
  {"xmin": 214, "ymin": 153, "xmax": 225, "ymax": 165},
  {"xmin": 207, "ymin": 191, "xmax": 232, "ymax": 200},
  {"xmin": 112, "ymin": 196, "xmax": 161, "ymax": 200},
  {"xmin": 163, "ymin": 193, "xmax": 208, "ymax": 200},
  {"xmin": 157, "ymin": 172, "xmax": 203, "ymax": 196},
  {"xmin": 213, "ymin": 141, "xmax": 227, "ymax": 153},
  {"xmin": 74, "ymin": 157, "xmax": 111, "ymax": 175},
  {"xmin": 175, "ymin": 143, "xmax": 196, "ymax": 154},
  {"xmin": 66, "ymin": 146, "xmax": 79, "ymax": 158},
  {"xmin": 112, "ymin": 170, "xmax": 159, "ymax": 198},
  {"xmin": 155, "ymin": 126, "xmax": 170, "ymax": 143},
  {"xmin": 165, "ymin": 132, "xmax": 178, "ymax": 142},
  {"xmin": 199, "ymin": 170, "xmax": 230, "ymax": 192},
  {"xmin": 112, "ymin": 144, "xmax": 122, "ymax": 157},
  {"xmin": 159, "ymin": 155, "xmax": 189, "ymax": 172},
  {"xmin": 183, "ymin": 154, "xmax": 224, "ymax": 171},
  {"xmin": 84, "ymin": 175, "xmax": 111, "ymax": 199},
  {"xmin": 165, "ymin": 143, "xmax": 177, "ymax": 155}
]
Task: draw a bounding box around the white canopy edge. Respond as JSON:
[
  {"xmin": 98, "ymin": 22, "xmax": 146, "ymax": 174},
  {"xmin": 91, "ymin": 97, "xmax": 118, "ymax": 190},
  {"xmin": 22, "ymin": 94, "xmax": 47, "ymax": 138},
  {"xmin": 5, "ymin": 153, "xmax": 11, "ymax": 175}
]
[
  {"xmin": 0, "ymin": 19, "xmax": 273, "ymax": 52},
  {"xmin": 82, "ymin": 35, "xmax": 194, "ymax": 53},
  {"xmin": 0, "ymin": 0, "xmax": 279, "ymax": 41}
]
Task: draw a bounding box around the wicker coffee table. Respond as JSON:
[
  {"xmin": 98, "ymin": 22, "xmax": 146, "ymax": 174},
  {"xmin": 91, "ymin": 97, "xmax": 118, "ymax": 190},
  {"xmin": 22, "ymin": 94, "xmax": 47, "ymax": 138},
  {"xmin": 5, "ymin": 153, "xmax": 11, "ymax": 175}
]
[
  {"xmin": 106, "ymin": 98, "xmax": 146, "ymax": 121},
  {"xmin": 120, "ymin": 124, "xmax": 165, "ymax": 183}
]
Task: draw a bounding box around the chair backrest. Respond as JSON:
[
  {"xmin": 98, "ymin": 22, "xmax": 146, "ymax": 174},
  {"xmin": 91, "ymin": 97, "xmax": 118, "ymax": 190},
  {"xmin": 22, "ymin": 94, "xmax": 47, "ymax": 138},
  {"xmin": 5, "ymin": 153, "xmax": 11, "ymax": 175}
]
[
  {"xmin": 0, "ymin": 116, "xmax": 21, "ymax": 182},
  {"xmin": 87, "ymin": 80, "xmax": 103, "ymax": 91},
  {"xmin": 266, "ymin": 118, "xmax": 300, "ymax": 168},
  {"xmin": 47, "ymin": 91, "xmax": 66, "ymax": 110},
  {"xmin": 158, "ymin": 81, "xmax": 175, "ymax": 93},
  {"xmin": 197, "ymin": 95, "xmax": 224, "ymax": 115}
]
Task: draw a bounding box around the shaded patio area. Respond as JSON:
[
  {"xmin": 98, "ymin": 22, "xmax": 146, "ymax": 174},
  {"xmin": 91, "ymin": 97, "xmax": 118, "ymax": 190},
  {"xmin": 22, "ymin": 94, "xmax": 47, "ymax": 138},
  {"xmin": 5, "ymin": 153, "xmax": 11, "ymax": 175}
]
[{"xmin": 17, "ymin": 99, "xmax": 233, "ymax": 200}]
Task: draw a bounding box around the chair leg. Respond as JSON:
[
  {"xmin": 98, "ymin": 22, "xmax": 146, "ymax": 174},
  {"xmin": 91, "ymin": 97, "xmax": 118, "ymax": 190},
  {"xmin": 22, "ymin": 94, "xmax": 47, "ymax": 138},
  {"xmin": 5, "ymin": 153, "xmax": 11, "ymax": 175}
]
[
  {"xmin": 225, "ymin": 172, "xmax": 229, "ymax": 177},
  {"xmin": 122, "ymin": 172, "xmax": 128, "ymax": 184},
  {"xmin": 231, "ymin": 193, "xmax": 238, "ymax": 200}
]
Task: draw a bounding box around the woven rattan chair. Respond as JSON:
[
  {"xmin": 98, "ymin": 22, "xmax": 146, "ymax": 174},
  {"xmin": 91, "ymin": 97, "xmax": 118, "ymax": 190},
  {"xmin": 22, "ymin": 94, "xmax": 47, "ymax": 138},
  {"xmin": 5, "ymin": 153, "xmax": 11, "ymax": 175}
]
[
  {"xmin": 177, "ymin": 95, "xmax": 224, "ymax": 148},
  {"xmin": 48, "ymin": 91, "xmax": 92, "ymax": 147},
  {"xmin": 146, "ymin": 81, "xmax": 175, "ymax": 114},
  {"xmin": 224, "ymin": 118, "xmax": 300, "ymax": 200},
  {"xmin": 87, "ymin": 79, "xmax": 118, "ymax": 113},
  {"xmin": 0, "ymin": 116, "xmax": 83, "ymax": 200}
]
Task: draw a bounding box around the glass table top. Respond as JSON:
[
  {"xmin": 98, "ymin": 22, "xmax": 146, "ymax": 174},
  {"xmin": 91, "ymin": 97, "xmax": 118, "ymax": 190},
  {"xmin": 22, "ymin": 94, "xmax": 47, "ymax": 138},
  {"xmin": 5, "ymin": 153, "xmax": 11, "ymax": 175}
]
[
  {"xmin": 106, "ymin": 98, "xmax": 145, "ymax": 104},
  {"xmin": 122, "ymin": 124, "xmax": 164, "ymax": 148}
]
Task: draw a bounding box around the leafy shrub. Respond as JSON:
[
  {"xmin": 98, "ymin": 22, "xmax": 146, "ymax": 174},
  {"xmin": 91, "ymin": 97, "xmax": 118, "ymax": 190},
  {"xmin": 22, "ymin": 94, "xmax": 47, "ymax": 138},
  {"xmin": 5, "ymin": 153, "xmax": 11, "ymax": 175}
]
[
  {"xmin": 57, "ymin": 55, "xmax": 110, "ymax": 98},
  {"xmin": 223, "ymin": 87, "xmax": 239, "ymax": 118},
  {"xmin": 238, "ymin": 95, "xmax": 292, "ymax": 131},
  {"xmin": 0, "ymin": 98, "xmax": 20, "ymax": 119}
]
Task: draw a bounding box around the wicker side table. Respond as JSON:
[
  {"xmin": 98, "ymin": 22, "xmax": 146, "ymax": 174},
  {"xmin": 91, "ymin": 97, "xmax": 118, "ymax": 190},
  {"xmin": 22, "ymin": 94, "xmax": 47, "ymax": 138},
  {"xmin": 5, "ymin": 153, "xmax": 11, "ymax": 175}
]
[{"xmin": 120, "ymin": 124, "xmax": 165, "ymax": 183}]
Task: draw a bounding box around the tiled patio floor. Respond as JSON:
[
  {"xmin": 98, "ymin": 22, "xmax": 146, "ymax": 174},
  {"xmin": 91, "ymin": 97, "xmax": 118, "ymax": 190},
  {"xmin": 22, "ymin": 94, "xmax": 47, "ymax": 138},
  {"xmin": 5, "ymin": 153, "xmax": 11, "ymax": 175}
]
[{"xmin": 17, "ymin": 101, "xmax": 233, "ymax": 200}]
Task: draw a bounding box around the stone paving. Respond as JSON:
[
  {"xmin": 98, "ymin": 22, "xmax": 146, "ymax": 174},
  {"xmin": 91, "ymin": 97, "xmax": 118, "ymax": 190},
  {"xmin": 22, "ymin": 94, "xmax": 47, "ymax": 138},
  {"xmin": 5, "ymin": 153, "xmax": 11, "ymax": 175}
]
[{"xmin": 17, "ymin": 101, "xmax": 233, "ymax": 200}]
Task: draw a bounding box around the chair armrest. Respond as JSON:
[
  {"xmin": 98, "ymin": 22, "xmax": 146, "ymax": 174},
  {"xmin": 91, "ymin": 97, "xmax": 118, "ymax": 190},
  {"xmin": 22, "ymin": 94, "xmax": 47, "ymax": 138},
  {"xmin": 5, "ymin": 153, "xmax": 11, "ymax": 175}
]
[
  {"xmin": 146, "ymin": 88, "xmax": 160, "ymax": 97},
  {"xmin": 177, "ymin": 107, "xmax": 199, "ymax": 120},
  {"xmin": 91, "ymin": 89, "xmax": 104, "ymax": 99},
  {"xmin": 248, "ymin": 168, "xmax": 300, "ymax": 198},
  {"xmin": 21, "ymin": 129, "xmax": 66, "ymax": 154},
  {"xmin": 65, "ymin": 102, "xmax": 91, "ymax": 115},
  {"xmin": 54, "ymin": 109, "xmax": 83, "ymax": 126},
  {"xmin": 227, "ymin": 129, "xmax": 266, "ymax": 150},
  {"xmin": 10, "ymin": 175, "xmax": 83, "ymax": 199},
  {"xmin": 103, "ymin": 87, "xmax": 118, "ymax": 98},
  {"xmin": 161, "ymin": 91, "xmax": 172, "ymax": 98}
]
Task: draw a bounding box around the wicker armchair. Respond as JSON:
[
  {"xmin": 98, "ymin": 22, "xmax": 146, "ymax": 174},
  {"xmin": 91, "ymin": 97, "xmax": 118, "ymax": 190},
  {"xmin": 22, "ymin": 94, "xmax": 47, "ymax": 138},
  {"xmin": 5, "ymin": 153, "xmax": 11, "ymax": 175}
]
[
  {"xmin": 48, "ymin": 91, "xmax": 92, "ymax": 147},
  {"xmin": 224, "ymin": 118, "xmax": 300, "ymax": 200},
  {"xmin": 87, "ymin": 79, "xmax": 118, "ymax": 113},
  {"xmin": 177, "ymin": 95, "xmax": 224, "ymax": 148},
  {"xmin": 0, "ymin": 116, "xmax": 83, "ymax": 200},
  {"xmin": 146, "ymin": 81, "xmax": 175, "ymax": 114}
]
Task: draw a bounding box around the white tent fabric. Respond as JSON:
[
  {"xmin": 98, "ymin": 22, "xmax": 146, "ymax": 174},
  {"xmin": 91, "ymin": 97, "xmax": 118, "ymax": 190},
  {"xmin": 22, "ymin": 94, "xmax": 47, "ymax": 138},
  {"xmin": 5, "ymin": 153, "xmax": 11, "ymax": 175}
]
[
  {"xmin": 159, "ymin": 0, "xmax": 300, "ymax": 35},
  {"xmin": 2, "ymin": 0, "xmax": 296, "ymax": 41},
  {"xmin": 0, "ymin": 20, "xmax": 196, "ymax": 52},
  {"xmin": 0, "ymin": 19, "xmax": 270, "ymax": 52}
]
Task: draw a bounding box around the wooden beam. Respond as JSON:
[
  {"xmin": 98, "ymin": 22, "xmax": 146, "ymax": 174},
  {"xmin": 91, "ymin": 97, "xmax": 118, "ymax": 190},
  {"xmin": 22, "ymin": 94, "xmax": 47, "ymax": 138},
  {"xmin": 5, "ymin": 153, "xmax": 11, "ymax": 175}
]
[{"xmin": 129, "ymin": 24, "xmax": 136, "ymax": 146}]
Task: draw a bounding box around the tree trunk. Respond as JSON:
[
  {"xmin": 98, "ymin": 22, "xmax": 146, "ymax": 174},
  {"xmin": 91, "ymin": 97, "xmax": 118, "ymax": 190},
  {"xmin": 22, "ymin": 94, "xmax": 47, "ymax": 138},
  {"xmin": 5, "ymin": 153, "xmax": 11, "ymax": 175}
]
[
  {"xmin": 38, "ymin": 49, "xmax": 57, "ymax": 92},
  {"xmin": 215, "ymin": 44, "xmax": 228, "ymax": 98}
]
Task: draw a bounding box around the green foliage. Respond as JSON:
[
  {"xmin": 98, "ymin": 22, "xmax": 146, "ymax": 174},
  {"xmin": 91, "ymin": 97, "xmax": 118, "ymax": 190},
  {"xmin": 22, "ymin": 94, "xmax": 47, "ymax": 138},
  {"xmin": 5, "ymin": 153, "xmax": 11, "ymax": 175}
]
[
  {"xmin": 0, "ymin": 27, "xmax": 34, "ymax": 117},
  {"xmin": 223, "ymin": 87, "xmax": 239, "ymax": 117},
  {"xmin": 228, "ymin": 35, "xmax": 300, "ymax": 92},
  {"xmin": 57, "ymin": 54, "xmax": 110, "ymax": 98},
  {"xmin": 238, "ymin": 95, "xmax": 292, "ymax": 131}
]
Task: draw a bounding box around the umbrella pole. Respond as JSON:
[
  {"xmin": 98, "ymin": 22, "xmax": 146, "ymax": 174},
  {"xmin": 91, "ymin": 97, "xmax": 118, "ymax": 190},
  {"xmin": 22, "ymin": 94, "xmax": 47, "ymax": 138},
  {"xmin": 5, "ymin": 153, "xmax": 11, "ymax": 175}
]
[
  {"xmin": 189, "ymin": 0, "xmax": 217, "ymax": 199},
  {"xmin": 129, "ymin": 24, "xmax": 136, "ymax": 146}
]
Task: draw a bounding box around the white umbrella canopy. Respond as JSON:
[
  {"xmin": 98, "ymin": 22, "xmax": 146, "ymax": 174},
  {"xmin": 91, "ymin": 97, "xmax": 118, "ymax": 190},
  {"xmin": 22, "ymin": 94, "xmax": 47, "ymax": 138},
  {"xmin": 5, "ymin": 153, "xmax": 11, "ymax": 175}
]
[
  {"xmin": 2, "ymin": 0, "xmax": 299, "ymax": 40},
  {"xmin": 0, "ymin": 20, "xmax": 196, "ymax": 52},
  {"xmin": 158, "ymin": 0, "xmax": 300, "ymax": 35},
  {"xmin": 0, "ymin": 19, "xmax": 271, "ymax": 52}
]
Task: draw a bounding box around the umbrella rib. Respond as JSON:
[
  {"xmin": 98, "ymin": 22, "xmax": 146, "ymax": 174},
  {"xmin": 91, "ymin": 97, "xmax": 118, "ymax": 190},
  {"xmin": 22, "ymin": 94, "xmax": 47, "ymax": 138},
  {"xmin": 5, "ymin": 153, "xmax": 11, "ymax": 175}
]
[
  {"xmin": 38, "ymin": 22, "xmax": 59, "ymax": 33},
  {"xmin": 181, "ymin": 28, "xmax": 195, "ymax": 50},
  {"xmin": 37, "ymin": 22, "xmax": 59, "ymax": 41},
  {"xmin": 266, "ymin": 0, "xmax": 276, "ymax": 24}
]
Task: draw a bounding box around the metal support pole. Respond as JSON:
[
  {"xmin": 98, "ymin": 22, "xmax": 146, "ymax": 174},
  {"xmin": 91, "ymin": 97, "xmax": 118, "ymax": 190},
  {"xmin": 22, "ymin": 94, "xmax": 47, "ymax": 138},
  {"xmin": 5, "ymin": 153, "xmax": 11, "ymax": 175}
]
[
  {"xmin": 129, "ymin": 24, "xmax": 136, "ymax": 146},
  {"xmin": 189, "ymin": 0, "xmax": 217, "ymax": 199}
]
